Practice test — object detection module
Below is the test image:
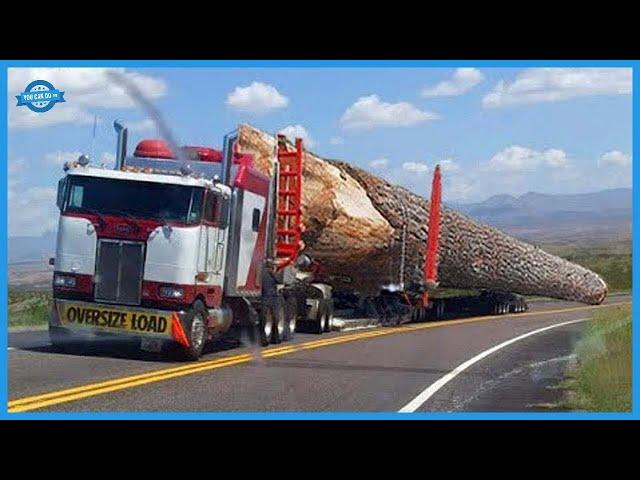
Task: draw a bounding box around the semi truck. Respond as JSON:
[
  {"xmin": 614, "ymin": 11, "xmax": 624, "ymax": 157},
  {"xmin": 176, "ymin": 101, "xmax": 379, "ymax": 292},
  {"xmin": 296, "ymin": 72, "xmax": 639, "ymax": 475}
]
[
  {"xmin": 49, "ymin": 121, "xmax": 527, "ymax": 360},
  {"xmin": 49, "ymin": 122, "xmax": 336, "ymax": 359}
]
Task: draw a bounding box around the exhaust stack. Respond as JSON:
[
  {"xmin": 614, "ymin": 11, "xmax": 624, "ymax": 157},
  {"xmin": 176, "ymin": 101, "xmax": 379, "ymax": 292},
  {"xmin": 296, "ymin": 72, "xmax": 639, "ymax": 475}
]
[
  {"xmin": 221, "ymin": 130, "xmax": 238, "ymax": 186},
  {"xmin": 113, "ymin": 120, "xmax": 128, "ymax": 170}
]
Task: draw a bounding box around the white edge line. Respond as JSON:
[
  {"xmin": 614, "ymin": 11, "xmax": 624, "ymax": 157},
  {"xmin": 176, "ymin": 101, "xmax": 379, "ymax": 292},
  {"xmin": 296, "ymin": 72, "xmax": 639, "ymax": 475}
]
[{"xmin": 399, "ymin": 318, "xmax": 588, "ymax": 413}]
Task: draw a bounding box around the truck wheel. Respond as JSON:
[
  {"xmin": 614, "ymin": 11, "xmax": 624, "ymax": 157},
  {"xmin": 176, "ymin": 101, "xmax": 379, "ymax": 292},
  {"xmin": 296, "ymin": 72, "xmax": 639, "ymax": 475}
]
[
  {"xmin": 312, "ymin": 300, "xmax": 326, "ymax": 334},
  {"xmin": 282, "ymin": 297, "xmax": 297, "ymax": 341},
  {"xmin": 259, "ymin": 304, "xmax": 275, "ymax": 346},
  {"xmin": 322, "ymin": 299, "xmax": 334, "ymax": 332},
  {"xmin": 271, "ymin": 299, "xmax": 286, "ymax": 344},
  {"xmin": 181, "ymin": 300, "xmax": 207, "ymax": 361}
]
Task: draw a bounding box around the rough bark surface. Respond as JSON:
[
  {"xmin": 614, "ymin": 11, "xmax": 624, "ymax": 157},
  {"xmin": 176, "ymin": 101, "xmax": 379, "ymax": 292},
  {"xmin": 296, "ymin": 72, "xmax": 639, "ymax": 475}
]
[{"xmin": 237, "ymin": 124, "xmax": 608, "ymax": 304}]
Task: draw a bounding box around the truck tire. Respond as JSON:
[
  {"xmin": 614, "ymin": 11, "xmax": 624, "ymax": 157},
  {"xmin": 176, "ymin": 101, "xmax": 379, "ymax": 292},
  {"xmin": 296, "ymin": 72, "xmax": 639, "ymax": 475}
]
[
  {"xmin": 259, "ymin": 303, "xmax": 275, "ymax": 347},
  {"xmin": 180, "ymin": 300, "xmax": 208, "ymax": 361},
  {"xmin": 312, "ymin": 300, "xmax": 326, "ymax": 334},
  {"xmin": 271, "ymin": 299, "xmax": 286, "ymax": 345},
  {"xmin": 282, "ymin": 297, "xmax": 297, "ymax": 341},
  {"xmin": 322, "ymin": 299, "xmax": 334, "ymax": 332}
]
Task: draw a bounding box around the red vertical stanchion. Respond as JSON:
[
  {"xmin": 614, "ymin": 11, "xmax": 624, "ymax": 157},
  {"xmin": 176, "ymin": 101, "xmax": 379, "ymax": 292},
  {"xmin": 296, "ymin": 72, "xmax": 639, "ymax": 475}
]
[{"xmin": 422, "ymin": 164, "xmax": 442, "ymax": 306}]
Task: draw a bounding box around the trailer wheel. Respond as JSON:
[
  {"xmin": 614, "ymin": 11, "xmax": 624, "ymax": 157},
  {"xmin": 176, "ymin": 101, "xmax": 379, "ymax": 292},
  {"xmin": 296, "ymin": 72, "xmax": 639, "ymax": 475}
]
[
  {"xmin": 323, "ymin": 299, "xmax": 334, "ymax": 332},
  {"xmin": 259, "ymin": 303, "xmax": 275, "ymax": 346},
  {"xmin": 312, "ymin": 300, "xmax": 326, "ymax": 334},
  {"xmin": 180, "ymin": 300, "xmax": 208, "ymax": 361}
]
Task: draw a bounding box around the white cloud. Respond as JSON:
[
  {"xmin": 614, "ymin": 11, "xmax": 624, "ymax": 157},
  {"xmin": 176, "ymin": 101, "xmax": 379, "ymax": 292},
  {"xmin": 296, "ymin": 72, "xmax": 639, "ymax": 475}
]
[
  {"xmin": 542, "ymin": 148, "xmax": 570, "ymax": 169},
  {"xmin": 45, "ymin": 150, "xmax": 116, "ymax": 168},
  {"xmin": 9, "ymin": 186, "xmax": 58, "ymax": 236},
  {"xmin": 45, "ymin": 150, "xmax": 83, "ymax": 166},
  {"xmin": 369, "ymin": 158, "xmax": 388, "ymax": 169},
  {"xmin": 127, "ymin": 118, "xmax": 156, "ymax": 134},
  {"xmin": 278, "ymin": 124, "xmax": 316, "ymax": 149},
  {"xmin": 8, "ymin": 68, "xmax": 167, "ymax": 129},
  {"xmin": 484, "ymin": 145, "xmax": 570, "ymax": 172},
  {"xmin": 226, "ymin": 81, "xmax": 289, "ymax": 115},
  {"xmin": 482, "ymin": 68, "xmax": 631, "ymax": 108},
  {"xmin": 330, "ymin": 136, "xmax": 345, "ymax": 145},
  {"xmin": 599, "ymin": 150, "xmax": 631, "ymax": 168},
  {"xmin": 340, "ymin": 94, "xmax": 438, "ymax": 131},
  {"xmin": 381, "ymin": 146, "xmax": 631, "ymax": 203},
  {"xmin": 402, "ymin": 162, "xmax": 429, "ymax": 174},
  {"xmin": 444, "ymin": 174, "xmax": 478, "ymax": 202},
  {"xmin": 8, "ymin": 157, "xmax": 27, "ymax": 177},
  {"xmin": 421, "ymin": 68, "xmax": 484, "ymax": 97},
  {"xmin": 438, "ymin": 158, "xmax": 461, "ymax": 173}
]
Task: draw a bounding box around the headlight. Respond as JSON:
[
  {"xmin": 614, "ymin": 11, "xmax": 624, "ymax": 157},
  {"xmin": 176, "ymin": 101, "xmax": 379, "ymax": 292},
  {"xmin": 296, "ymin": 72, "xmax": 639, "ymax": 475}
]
[
  {"xmin": 159, "ymin": 286, "xmax": 184, "ymax": 299},
  {"xmin": 53, "ymin": 274, "xmax": 77, "ymax": 288}
]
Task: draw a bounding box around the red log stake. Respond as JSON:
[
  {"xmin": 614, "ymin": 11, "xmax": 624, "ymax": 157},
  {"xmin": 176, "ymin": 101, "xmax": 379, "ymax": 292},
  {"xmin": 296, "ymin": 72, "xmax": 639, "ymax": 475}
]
[{"xmin": 422, "ymin": 164, "xmax": 442, "ymax": 305}]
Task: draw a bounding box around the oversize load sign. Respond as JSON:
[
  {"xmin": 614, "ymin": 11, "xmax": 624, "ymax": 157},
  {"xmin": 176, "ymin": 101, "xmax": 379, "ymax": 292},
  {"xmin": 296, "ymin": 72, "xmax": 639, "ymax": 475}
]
[{"xmin": 57, "ymin": 301, "xmax": 172, "ymax": 336}]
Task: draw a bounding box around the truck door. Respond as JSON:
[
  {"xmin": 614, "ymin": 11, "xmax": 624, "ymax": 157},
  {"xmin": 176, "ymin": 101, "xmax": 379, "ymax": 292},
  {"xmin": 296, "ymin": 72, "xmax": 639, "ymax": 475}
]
[{"xmin": 198, "ymin": 190, "xmax": 228, "ymax": 306}]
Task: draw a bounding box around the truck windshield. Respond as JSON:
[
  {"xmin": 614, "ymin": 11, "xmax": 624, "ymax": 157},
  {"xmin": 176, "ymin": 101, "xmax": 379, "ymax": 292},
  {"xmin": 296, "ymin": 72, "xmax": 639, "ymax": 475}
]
[{"xmin": 63, "ymin": 176, "xmax": 204, "ymax": 224}]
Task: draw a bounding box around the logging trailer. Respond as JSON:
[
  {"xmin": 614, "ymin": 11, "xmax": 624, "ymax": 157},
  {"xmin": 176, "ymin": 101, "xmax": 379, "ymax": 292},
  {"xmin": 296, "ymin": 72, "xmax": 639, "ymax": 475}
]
[{"xmin": 48, "ymin": 121, "xmax": 527, "ymax": 360}]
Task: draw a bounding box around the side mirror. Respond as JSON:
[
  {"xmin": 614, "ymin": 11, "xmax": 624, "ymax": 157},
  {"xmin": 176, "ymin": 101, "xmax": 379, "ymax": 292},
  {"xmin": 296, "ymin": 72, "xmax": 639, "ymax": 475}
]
[
  {"xmin": 216, "ymin": 195, "xmax": 230, "ymax": 229},
  {"xmin": 56, "ymin": 177, "xmax": 68, "ymax": 210}
]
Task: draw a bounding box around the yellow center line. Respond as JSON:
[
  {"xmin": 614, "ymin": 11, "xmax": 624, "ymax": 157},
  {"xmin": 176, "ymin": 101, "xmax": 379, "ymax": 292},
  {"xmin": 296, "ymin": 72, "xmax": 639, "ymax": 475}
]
[
  {"xmin": 8, "ymin": 301, "xmax": 630, "ymax": 413},
  {"xmin": 8, "ymin": 353, "xmax": 253, "ymax": 410},
  {"xmin": 9, "ymin": 356, "xmax": 253, "ymax": 413}
]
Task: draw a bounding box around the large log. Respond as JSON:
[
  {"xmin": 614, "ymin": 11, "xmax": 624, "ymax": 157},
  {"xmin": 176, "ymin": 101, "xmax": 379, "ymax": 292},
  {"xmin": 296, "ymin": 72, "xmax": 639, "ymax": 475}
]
[{"xmin": 237, "ymin": 124, "xmax": 608, "ymax": 305}]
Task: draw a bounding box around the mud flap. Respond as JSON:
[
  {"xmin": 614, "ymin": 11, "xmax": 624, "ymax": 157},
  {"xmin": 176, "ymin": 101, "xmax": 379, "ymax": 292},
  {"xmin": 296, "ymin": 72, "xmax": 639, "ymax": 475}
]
[{"xmin": 227, "ymin": 297, "xmax": 261, "ymax": 345}]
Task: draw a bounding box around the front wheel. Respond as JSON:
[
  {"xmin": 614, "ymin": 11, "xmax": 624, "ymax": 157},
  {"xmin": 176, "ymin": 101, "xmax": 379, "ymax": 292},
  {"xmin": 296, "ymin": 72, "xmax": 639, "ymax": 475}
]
[{"xmin": 180, "ymin": 300, "xmax": 208, "ymax": 361}]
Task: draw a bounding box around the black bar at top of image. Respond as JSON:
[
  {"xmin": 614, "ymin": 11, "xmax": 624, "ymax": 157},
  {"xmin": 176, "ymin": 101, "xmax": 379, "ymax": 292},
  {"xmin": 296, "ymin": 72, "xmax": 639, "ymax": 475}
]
[{"xmin": 1, "ymin": 12, "xmax": 638, "ymax": 60}]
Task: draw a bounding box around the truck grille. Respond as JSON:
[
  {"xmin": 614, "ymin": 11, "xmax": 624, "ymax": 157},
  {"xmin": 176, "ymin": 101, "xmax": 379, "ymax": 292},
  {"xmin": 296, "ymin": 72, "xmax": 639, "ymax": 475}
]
[{"xmin": 94, "ymin": 239, "xmax": 145, "ymax": 305}]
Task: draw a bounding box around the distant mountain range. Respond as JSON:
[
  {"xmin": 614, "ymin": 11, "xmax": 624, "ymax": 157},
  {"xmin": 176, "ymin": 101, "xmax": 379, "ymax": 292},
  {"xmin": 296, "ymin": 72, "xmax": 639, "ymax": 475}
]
[
  {"xmin": 449, "ymin": 188, "xmax": 632, "ymax": 245},
  {"xmin": 8, "ymin": 230, "xmax": 57, "ymax": 265},
  {"xmin": 8, "ymin": 188, "xmax": 632, "ymax": 265}
]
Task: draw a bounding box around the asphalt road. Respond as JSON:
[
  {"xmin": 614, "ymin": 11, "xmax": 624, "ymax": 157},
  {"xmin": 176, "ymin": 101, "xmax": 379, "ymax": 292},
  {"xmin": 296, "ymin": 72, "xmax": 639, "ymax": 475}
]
[{"xmin": 8, "ymin": 294, "xmax": 631, "ymax": 413}]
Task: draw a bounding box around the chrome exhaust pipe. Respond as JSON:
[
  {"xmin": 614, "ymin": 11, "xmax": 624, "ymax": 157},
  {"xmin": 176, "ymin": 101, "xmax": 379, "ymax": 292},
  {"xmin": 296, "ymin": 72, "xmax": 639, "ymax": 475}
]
[
  {"xmin": 221, "ymin": 130, "xmax": 238, "ymax": 186},
  {"xmin": 113, "ymin": 119, "xmax": 128, "ymax": 170}
]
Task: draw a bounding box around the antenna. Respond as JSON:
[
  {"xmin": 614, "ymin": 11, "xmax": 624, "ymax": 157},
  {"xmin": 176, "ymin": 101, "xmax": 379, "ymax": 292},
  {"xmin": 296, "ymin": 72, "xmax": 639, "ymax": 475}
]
[{"xmin": 91, "ymin": 114, "xmax": 97, "ymax": 163}]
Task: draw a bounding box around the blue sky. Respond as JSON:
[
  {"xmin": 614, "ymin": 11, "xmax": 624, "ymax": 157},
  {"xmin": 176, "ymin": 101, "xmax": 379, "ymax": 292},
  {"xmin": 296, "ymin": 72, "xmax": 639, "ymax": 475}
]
[{"xmin": 7, "ymin": 67, "xmax": 632, "ymax": 237}]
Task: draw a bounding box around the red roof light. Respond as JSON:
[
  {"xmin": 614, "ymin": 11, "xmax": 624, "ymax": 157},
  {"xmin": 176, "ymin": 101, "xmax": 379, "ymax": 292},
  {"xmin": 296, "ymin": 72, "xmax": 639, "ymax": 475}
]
[{"xmin": 134, "ymin": 139, "xmax": 175, "ymax": 159}]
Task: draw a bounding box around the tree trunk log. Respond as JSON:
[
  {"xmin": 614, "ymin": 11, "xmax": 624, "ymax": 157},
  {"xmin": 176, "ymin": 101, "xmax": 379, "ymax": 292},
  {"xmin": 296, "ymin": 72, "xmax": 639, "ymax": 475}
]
[{"xmin": 238, "ymin": 124, "xmax": 608, "ymax": 305}]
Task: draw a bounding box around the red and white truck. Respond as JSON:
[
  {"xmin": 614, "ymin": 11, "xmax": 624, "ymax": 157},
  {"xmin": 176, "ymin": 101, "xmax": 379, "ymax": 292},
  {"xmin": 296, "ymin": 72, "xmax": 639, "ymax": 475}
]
[{"xmin": 49, "ymin": 121, "xmax": 334, "ymax": 359}]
